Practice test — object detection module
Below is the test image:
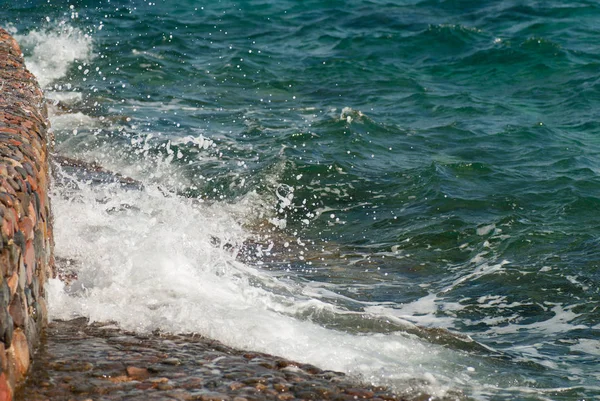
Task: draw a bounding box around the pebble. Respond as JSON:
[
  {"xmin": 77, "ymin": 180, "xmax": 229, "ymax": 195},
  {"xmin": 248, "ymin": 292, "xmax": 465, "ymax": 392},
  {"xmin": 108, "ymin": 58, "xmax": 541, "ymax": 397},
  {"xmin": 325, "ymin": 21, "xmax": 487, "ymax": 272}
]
[
  {"xmin": 126, "ymin": 366, "xmax": 151, "ymax": 381},
  {"xmin": 162, "ymin": 357, "xmax": 182, "ymax": 365}
]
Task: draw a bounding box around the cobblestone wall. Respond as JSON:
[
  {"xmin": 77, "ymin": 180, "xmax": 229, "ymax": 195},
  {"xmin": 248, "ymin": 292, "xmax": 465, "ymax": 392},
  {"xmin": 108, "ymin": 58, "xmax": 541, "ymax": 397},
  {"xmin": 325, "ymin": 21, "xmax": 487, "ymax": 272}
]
[{"xmin": 0, "ymin": 27, "xmax": 54, "ymax": 400}]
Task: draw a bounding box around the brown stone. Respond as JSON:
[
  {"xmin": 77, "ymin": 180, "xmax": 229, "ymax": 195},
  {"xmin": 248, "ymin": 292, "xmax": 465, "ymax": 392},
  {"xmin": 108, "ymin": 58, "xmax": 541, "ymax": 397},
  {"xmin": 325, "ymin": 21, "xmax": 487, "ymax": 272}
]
[
  {"xmin": 36, "ymin": 297, "xmax": 47, "ymax": 326},
  {"xmin": 1, "ymin": 218, "xmax": 12, "ymax": 238},
  {"xmin": 126, "ymin": 366, "xmax": 150, "ymax": 381},
  {"xmin": 6, "ymin": 274, "xmax": 17, "ymax": 297},
  {"xmin": 23, "ymin": 240, "xmax": 34, "ymax": 285},
  {"xmin": 273, "ymin": 382, "xmax": 290, "ymax": 392},
  {"xmin": 148, "ymin": 377, "xmax": 169, "ymax": 384},
  {"xmin": 7, "ymin": 294, "xmax": 24, "ymax": 328},
  {"xmin": 107, "ymin": 375, "xmax": 131, "ymax": 383},
  {"xmin": 134, "ymin": 382, "xmax": 154, "ymax": 390},
  {"xmin": 182, "ymin": 378, "xmax": 204, "ymax": 389},
  {"xmin": 18, "ymin": 217, "xmax": 33, "ymax": 241},
  {"xmin": 10, "ymin": 328, "xmax": 30, "ymax": 381},
  {"xmin": 26, "ymin": 202, "xmax": 36, "ymax": 225},
  {"xmin": 0, "ymin": 344, "xmax": 5, "ymax": 373},
  {"xmin": 228, "ymin": 381, "xmax": 245, "ymax": 391},
  {"xmin": 0, "ymin": 373, "xmax": 11, "ymax": 401}
]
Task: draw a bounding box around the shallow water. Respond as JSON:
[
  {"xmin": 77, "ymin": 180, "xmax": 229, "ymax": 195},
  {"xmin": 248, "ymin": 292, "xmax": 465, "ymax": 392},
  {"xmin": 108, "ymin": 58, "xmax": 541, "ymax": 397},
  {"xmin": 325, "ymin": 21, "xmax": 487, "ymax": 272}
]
[{"xmin": 2, "ymin": 1, "xmax": 600, "ymax": 399}]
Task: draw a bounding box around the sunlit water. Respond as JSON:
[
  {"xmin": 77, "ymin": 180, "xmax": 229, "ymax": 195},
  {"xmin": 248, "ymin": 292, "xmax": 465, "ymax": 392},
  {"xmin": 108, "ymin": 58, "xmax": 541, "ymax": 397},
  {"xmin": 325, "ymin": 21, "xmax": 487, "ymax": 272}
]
[{"xmin": 2, "ymin": 1, "xmax": 600, "ymax": 400}]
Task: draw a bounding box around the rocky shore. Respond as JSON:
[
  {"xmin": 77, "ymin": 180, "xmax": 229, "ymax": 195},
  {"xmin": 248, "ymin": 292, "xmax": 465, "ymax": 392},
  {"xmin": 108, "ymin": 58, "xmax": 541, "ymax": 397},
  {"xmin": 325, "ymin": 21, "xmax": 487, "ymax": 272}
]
[{"xmin": 17, "ymin": 318, "xmax": 412, "ymax": 401}]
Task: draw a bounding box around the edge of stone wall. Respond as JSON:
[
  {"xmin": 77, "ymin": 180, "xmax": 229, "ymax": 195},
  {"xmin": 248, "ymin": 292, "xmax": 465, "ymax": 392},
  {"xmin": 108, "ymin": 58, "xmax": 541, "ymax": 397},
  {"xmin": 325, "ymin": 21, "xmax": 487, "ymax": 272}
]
[{"xmin": 0, "ymin": 27, "xmax": 55, "ymax": 400}]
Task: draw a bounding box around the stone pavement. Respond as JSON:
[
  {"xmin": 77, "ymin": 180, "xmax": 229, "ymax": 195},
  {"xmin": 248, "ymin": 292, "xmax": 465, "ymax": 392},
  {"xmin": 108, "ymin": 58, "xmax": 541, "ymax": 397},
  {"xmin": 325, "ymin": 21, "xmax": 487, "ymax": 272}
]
[{"xmin": 16, "ymin": 318, "xmax": 419, "ymax": 401}]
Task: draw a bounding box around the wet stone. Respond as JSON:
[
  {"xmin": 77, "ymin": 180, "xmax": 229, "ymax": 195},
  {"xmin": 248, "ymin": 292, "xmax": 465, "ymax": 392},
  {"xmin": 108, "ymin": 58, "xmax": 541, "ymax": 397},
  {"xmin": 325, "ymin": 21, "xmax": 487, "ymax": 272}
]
[
  {"xmin": 375, "ymin": 392, "xmax": 402, "ymax": 401},
  {"xmin": 345, "ymin": 388, "xmax": 375, "ymax": 399},
  {"xmin": 199, "ymin": 392, "xmax": 231, "ymax": 401},
  {"xmin": 157, "ymin": 382, "xmax": 175, "ymax": 391},
  {"xmin": 0, "ymin": 280, "xmax": 10, "ymax": 308},
  {"xmin": 14, "ymin": 166, "xmax": 27, "ymax": 180},
  {"xmin": 294, "ymin": 390, "xmax": 322, "ymax": 400},
  {"xmin": 229, "ymin": 382, "xmax": 245, "ymax": 391},
  {"xmin": 11, "ymin": 329, "xmax": 30, "ymax": 379},
  {"xmin": 30, "ymin": 276, "xmax": 39, "ymax": 299},
  {"xmin": 12, "ymin": 230, "xmax": 24, "ymax": 252},
  {"xmin": 163, "ymin": 357, "xmax": 182, "ymax": 365},
  {"xmin": 273, "ymin": 383, "xmax": 290, "ymax": 392},
  {"xmin": 15, "ymin": 319, "xmax": 411, "ymax": 401},
  {"xmin": 23, "ymin": 287, "xmax": 33, "ymax": 308},
  {"xmin": 2, "ymin": 313, "xmax": 13, "ymax": 348},
  {"xmin": 8, "ymin": 293, "xmax": 25, "ymax": 327},
  {"xmin": 21, "ymin": 162, "xmax": 34, "ymax": 178},
  {"xmin": 69, "ymin": 382, "xmax": 95, "ymax": 394},
  {"xmin": 127, "ymin": 366, "xmax": 151, "ymax": 381}
]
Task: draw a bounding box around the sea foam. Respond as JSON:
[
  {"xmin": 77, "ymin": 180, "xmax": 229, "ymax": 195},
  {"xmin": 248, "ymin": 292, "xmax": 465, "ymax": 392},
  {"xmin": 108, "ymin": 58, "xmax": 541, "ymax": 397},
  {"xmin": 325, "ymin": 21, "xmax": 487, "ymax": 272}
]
[{"xmin": 15, "ymin": 24, "xmax": 93, "ymax": 88}]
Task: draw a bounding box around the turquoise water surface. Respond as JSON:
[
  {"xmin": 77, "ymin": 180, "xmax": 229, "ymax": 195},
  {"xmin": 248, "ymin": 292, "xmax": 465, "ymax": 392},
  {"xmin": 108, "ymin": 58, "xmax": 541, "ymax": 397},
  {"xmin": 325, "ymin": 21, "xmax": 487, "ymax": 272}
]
[{"xmin": 3, "ymin": 1, "xmax": 600, "ymax": 400}]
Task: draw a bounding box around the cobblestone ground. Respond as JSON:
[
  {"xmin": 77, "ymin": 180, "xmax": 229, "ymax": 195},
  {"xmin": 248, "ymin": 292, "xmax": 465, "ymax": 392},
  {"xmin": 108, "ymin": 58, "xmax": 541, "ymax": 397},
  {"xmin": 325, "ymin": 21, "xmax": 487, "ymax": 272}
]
[{"xmin": 16, "ymin": 318, "xmax": 419, "ymax": 401}]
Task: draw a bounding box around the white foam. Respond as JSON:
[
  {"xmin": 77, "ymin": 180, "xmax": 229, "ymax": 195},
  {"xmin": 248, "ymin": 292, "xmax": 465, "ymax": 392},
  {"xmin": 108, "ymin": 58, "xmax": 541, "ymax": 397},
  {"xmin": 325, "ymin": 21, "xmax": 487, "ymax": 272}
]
[
  {"xmin": 364, "ymin": 292, "xmax": 466, "ymax": 330},
  {"xmin": 339, "ymin": 106, "xmax": 364, "ymax": 123},
  {"xmin": 15, "ymin": 24, "xmax": 94, "ymax": 88},
  {"xmin": 171, "ymin": 134, "xmax": 214, "ymax": 150},
  {"xmin": 49, "ymin": 112, "xmax": 98, "ymax": 132},
  {"xmin": 46, "ymin": 91, "xmax": 84, "ymax": 105},
  {"xmin": 476, "ymin": 223, "xmax": 495, "ymax": 236},
  {"xmin": 570, "ymin": 339, "xmax": 600, "ymax": 356},
  {"xmin": 491, "ymin": 304, "xmax": 587, "ymax": 335}
]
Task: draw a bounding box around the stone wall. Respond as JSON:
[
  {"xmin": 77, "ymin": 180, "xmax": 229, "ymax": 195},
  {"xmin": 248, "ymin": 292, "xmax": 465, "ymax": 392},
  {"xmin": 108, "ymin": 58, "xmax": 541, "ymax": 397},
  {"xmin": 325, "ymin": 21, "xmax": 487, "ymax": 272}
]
[{"xmin": 0, "ymin": 28, "xmax": 55, "ymax": 400}]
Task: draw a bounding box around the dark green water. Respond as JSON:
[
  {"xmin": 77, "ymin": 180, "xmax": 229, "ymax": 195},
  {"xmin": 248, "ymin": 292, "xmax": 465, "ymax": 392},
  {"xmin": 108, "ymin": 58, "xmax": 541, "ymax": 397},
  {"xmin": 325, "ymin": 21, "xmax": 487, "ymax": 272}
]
[{"xmin": 3, "ymin": 0, "xmax": 600, "ymax": 399}]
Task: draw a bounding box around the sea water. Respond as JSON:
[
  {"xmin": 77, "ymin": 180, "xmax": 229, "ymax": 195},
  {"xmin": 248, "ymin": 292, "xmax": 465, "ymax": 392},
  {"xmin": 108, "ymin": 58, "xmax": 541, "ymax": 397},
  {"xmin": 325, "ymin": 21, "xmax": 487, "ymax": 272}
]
[{"xmin": 2, "ymin": 1, "xmax": 600, "ymax": 399}]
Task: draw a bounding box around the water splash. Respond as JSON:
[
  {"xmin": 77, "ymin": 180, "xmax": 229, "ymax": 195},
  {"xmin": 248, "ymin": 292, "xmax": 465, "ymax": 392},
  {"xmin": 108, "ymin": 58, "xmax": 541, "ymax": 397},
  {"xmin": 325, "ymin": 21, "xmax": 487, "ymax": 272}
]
[{"xmin": 15, "ymin": 24, "xmax": 94, "ymax": 88}]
